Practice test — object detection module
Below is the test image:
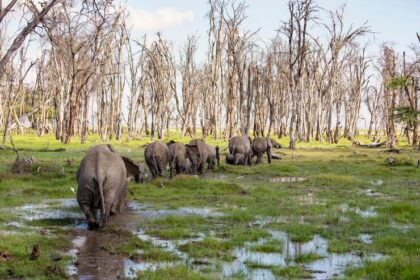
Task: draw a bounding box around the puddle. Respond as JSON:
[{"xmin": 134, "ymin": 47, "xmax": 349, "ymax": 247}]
[
  {"xmin": 223, "ymin": 230, "xmax": 383, "ymax": 280},
  {"xmin": 364, "ymin": 188, "xmax": 382, "ymax": 197},
  {"xmin": 269, "ymin": 177, "xmax": 307, "ymax": 183},
  {"xmin": 129, "ymin": 201, "xmax": 224, "ymax": 218},
  {"xmin": 9, "ymin": 198, "xmax": 84, "ymax": 223},
  {"xmin": 297, "ymin": 193, "xmax": 326, "ymax": 206},
  {"xmin": 124, "ymin": 258, "xmax": 171, "ymax": 278},
  {"xmin": 340, "ymin": 204, "xmax": 377, "ymax": 218},
  {"xmin": 370, "ymin": 180, "xmax": 383, "ymax": 186},
  {"xmin": 359, "ymin": 233, "xmax": 372, "ymax": 244},
  {"xmin": 250, "ymin": 216, "xmax": 289, "ymax": 228},
  {"xmin": 355, "ymin": 207, "xmax": 377, "ymax": 218}
]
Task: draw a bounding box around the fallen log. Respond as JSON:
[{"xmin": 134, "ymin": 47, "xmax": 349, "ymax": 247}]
[
  {"xmin": 355, "ymin": 141, "xmax": 387, "ymax": 148},
  {"xmin": 384, "ymin": 148, "xmax": 401, "ymax": 154},
  {"xmin": 0, "ymin": 146, "xmax": 65, "ymax": 152},
  {"xmin": 271, "ymin": 153, "xmax": 282, "ymax": 160}
]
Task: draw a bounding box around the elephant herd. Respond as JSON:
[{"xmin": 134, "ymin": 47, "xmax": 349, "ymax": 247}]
[{"xmin": 76, "ymin": 136, "xmax": 281, "ymax": 229}]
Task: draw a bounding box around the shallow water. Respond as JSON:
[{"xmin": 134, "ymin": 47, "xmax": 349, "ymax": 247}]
[
  {"xmin": 223, "ymin": 230, "xmax": 383, "ymax": 280},
  {"xmin": 269, "ymin": 177, "xmax": 307, "ymax": 183},
  {"xmin": 5, "ymin": 199, "xmax": 384, "ymax": 279}
]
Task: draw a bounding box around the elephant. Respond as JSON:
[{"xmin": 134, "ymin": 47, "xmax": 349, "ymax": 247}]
[
  {"xmin": 207, "ymin": 144, "xmax": 220, "ymax": 169},
  {"xmin": 167, "ymin": 141, "xmax": 200, "ymax": 178},
  {"xmin": 226, "ymin": 153, "xmax": 234, "ymax": 164},
  {"xmin": 251, "ymin": 137, "xmax": 282, "ymax": 164},
  {"xmin": 228, "ymin": 135, "xmax": 253, "ymax": 165},
  {"xmin": 189, "ymin": 139, "xmax": 210, "ymax": 173},
  {"xmin": 188, "ymin": 139, "xmax": 220, "ymax": 172},
  {"xmin": 77, "ymin": 144, "xmax": 144, "ymax": 229},
  {"xmin": 234, "ymin": 153, "xmax": 246, "ymax": 165},
  {"xmin": 226, "ymin": 152, "xmax": 245, "ymax": 165},
  {"xmin": 144, "ymin": 141, "xmax": 169, "ymax": 178}
]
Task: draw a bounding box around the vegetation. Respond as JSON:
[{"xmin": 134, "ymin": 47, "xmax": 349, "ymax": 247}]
[{"xmin": 0, "ymin": 133, "xmax": 418, "ymax": 279}]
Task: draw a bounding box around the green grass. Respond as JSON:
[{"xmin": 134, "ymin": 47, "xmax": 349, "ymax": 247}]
[
  {"xmin": 0, "ymin": 232, "xmax": 70, "ymax": 279},
  {"xmin": 271, "ymin": 265, "xmax": 312, "ymax": 279},
  {"xmin": 294, "ymin": 252, "xmax": 324, "ymax": 263},
  {"xmin": 135, "ymin": 265, "xmax": 210, "ymax": 280},
  {"xmin": 178, "ymin": 238, "xmax": 235, "ymax": 261},
  {"xmin": 0, "ymin": 132, "xmax": 419, "ymax": 279},
  {"xmin": 250, "ymin": 239, "xmax": 284, "ymax": 253}
]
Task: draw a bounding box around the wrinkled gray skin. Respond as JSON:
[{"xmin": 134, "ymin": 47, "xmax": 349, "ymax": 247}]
[
  {"xmin": 77, "ymin": 144, "xmax": 144, "ymax": 229},
  {"xmin": 167, "ymin": 141, "xmax": 200, "ymax": 178},
  {"xmin": 189, "ymin": 139, "xmax": 211, "ymax": 173},
  {"xmin": 234, "ymin": 153, "xmax": 245, "ymax": 165},
  {"xmin": 206, "ymin": 144, "xmax": 220, "ymax": 169},
  {"xmin": 228, "ymin": 135, "xmax": 253, "ymax": 165},
  {"xmin": 144, "ymin": 141, "xmax": 169, "ymax": 178},
  {"xmin": 251, "ymin": 137, "xmax": 282, "ymax": 164}
]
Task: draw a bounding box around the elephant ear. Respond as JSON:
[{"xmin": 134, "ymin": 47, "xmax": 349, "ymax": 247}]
[
  {"xmin": 107, "ymin": 144, "xmax": 117, "ymax": 152},
  {"xmin": 185, "ymin": 144, "xmax": 200, "ymax": 162},
  {"xmin": 121, "ymin": 156, "xmax": 141, "ymax": 177}
]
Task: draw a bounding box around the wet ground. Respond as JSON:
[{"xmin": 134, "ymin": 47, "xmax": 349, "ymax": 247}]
[{"xmin": 1, "ymin": 196, "xmax": 387, "ymax": 280}]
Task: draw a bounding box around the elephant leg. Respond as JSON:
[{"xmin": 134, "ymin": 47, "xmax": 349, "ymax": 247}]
[
  {"xmin": 146, "ymin": 161, "xmax": 157, "ymax": 178},
  {"xmin": 176, "ymin": 163, "xmax": 182, "ymax": 175},
  {"xmin": 80, "ymin": 203, "xmax": 96, "ymax": 229},
  {"xmin": 247, "ymin": 153, "xmax": 253, "ymax": 166},
  {"xmin": 158, "ymin": 162, "xmax": 165, "ymax": 177},
  {"xmin": 169, "ymin": 161, "xmax": 174, "ymax": 179},
  {"xmin": 267, "ymin": 148, "xmax": 272, "ymax": 164},
  {"xmin": 78, "ymin": 187, "xmax": 98, "ymax": 229},
  {"xmin": 198, "ymin": 163, "xmax": 204, "ymax": 174}
]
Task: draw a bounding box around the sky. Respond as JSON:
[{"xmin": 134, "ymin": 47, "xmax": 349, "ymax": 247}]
[{"xmin": 125, "ymin": 0, "xmax": 420, "ymax": 61}]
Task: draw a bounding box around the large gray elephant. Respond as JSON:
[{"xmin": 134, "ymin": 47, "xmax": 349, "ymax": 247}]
[
  {"xmin": 167, "ymin": 141, "xmax": 200, "ymax": 178},
  {"xmin": 252, "ymin": 137, "xmax": 282, "ymax": 164},
  {"xmin": 144, "ymin": 141, "xmax": 169, "ymax": 178},
  {"xmin": 189, "ymin": 139, "xmax": 219, "ymax": 173},
  {"xmin": 77, "ymin": 144, "xmax": 144, "ymax": 229},
  {"xmin": 228, "ymin": 135, "xmax": 253, "ymax": 165}
]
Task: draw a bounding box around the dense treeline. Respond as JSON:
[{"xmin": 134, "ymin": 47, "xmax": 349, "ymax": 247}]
[{"xmin": 0, "ymin": 0, "xmax": 419, "ymax": 148}]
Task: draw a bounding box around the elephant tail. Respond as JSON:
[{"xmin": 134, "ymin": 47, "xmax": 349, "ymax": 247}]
[
  {"xmin": 215, "ymin": 146, "xmax": 220, "ymax": 167},
  {"xmin": 152, "ymin": 155, "xmax": 162, "ymax": 177},
  {"xmin": 169, "ymin": 156, "xmax": 176, "ymax": 178},
  {"xmin": 96, "ymin": 177, "xmax": 106, "ymax": 224}
]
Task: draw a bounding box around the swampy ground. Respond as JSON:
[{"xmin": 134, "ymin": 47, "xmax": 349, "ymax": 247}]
[{"xmin": 0, "ymin": 133, "xmax": 419, "ymax": 280}]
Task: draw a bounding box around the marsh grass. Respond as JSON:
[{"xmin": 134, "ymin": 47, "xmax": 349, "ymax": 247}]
[
  {"xmin": 249, "ymin": 239, "xmax": 284, "ymax": 253},
  {"xmin": 0, "ymin": 133, "xmax": 418, "ymax": 279},
  {"xmin": 135, "ymin": 265, "xmax": 210, "ymax": 280},
  {"xmin": 178, "ymin": 238, "xmax": 235, "ymax": 261}
]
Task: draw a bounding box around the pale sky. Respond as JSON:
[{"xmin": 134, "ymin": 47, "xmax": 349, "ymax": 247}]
[{"xmin": 126, "ymin": 0, "xmax": 420, "ymax": 61}]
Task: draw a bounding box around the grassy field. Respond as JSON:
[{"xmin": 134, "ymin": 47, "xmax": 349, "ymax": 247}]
[{"xmin": 0, "ymin": 132, "xmax": 419, "ymax": 279}]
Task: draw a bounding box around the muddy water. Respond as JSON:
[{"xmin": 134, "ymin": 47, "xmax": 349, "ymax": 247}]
[{"xmin": 5, "ymin": 199, "xmax": 384, "ymax": 279}]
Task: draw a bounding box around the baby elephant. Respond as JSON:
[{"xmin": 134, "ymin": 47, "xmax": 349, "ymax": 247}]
[
  {"xmin": 77, "ymin": 144, "xmax": 144, "ymax": 229},
  {"xmin": 225, "ymin": 153, "xmax": 246, "ymax": 165}
]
